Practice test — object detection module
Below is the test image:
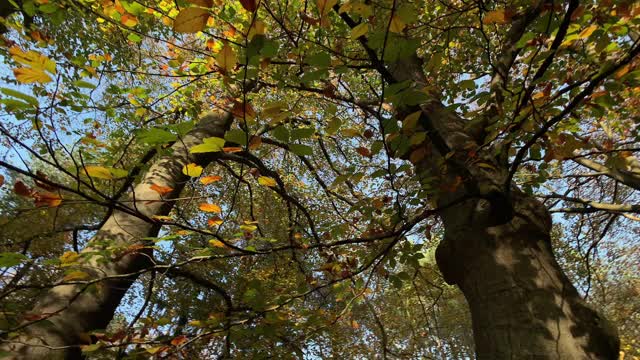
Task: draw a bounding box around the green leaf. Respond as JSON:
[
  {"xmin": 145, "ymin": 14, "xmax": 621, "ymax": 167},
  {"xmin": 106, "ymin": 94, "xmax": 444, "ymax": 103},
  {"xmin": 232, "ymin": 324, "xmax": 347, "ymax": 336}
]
[
  {"xmin": 289, "ymin": 144, "xmax": 313, "ymax": 156},
  {"xmin": 272, "ymin": 126, "xmax": 290, "ymax": 142},
  {"xmin": 1, "ymin": 88, "xmax": 38, "ymax": 106},
  {"xmin": 0, "ymin": 252, "xmax": 28, "ymax": 268},
  {"xmin": 290, "ymin": 127, "xmax": 315, "ymax": 140},
  {"xmin": 73, "ymin": 80, "xmax": 97, "ymax": 89},
  {"xmin": 224, "ymin": 129, "xmax": 248, "ymax": 146},
  {"xmin": 138, "ymin": 128, "xmax": 177, "ymax": 145},
  {"xmin": 190, "ymin": 137, "xmax": 226, "ymax": 153},
  {"xmin": 306, "ymin": 53, "xmax": 331, "ymax": 67}
]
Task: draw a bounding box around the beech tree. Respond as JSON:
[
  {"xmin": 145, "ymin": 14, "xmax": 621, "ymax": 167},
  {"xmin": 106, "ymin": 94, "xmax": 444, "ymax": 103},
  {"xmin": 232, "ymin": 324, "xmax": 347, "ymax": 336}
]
[{"xmin": 0, "ymin": 0, "xmax": 639, "ymax": 358}]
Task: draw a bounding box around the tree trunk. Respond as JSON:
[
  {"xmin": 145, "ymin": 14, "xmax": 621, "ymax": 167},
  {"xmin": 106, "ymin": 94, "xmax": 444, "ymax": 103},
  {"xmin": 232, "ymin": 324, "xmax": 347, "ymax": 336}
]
[
  {"xmin": 435, "ymin": 189, "xmax": 620, "ymax": 359},
  {"xmin": 2, "ymin": 111, "xmax": 232, "ymax": 359}
]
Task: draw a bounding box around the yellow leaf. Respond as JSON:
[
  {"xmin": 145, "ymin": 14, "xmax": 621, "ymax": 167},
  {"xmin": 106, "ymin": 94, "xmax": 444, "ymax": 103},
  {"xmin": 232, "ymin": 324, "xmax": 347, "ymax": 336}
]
[
  {"xmin": 13, "ymin": 67, "xmax": 52, "ymax": 84},
  {"xmin": 60, "ymin": 251, "xmax": 80, "ymax": 265},
  {"xmin": 63, "ymin": 270, "xmax": 90, "ymax": 281},
  {"xmin": 200, "ymin": 175, "xmax": 222, "ymax": 184},
  {"xmin": 258, "ymin": 176, "xmax": 277, "ymax": 187},
  {"xmin": 402, "ymin": 111, "xmax": 422, "ymax": 133},
  {"xmin": 578, "ymin": 24, "xmax": 598, "ymax": 39},
  {"xmin": 208, "ymin": 216, "xmax": 223, "ymax": 226},
  {"xmin": 121, "ymin": 14, "xmax": 138, "ymax": 27},
  {"xmin": 248, "ymin": 20, "xmax": 266, "ymax": 40},
  {"xmin": 240, "ymin": 224, "xmax": 257, "ymax": 232},
  {"xmin": 9, "ymin": 47, "xmax": 56, "ymax": 73},
  {"xmin": 152, "ymin": 215, "xmax": 173, "ymax": 221},
  {"xmin": 190, "ymin": 137, "xmax": 225, "ymax": 153},
  {"xmin": 182, "ymin": 163, "xmax": 203, "ymax": 177},
  {"xmin": 389, "ymin": 15, "xmax": 406, "ymax": 33},
  {"xmin": 188, "ymin": 0, "xmax": 213, "ymax": 6},
  {"xmin": 82, "ymin": 166, "xmax": 128, "ymax": 180},
  {"xmin": 199, "ymin": 203, "xmax": 222, "ymax": 213},
  {"xmin": 209, "ymin": 239, "xmax": 226, "ymax": 248},
  {"xmin": 173, "ymin": 7, "xmax": 209, "ymax": 33},
  {"xmin": 317, "ymin": 0, "xmax": 338, "ymax": 17},
  {"xmin": 482, "ymin": 9, "xmax": 510, "ymax": 24},
  {"xmin": 216, "ymin": 42, "xmax": 237, "ymax": 73},
  {"xmin": 350, "ymin": 23, "xmax": 368, "ymax": 40}
]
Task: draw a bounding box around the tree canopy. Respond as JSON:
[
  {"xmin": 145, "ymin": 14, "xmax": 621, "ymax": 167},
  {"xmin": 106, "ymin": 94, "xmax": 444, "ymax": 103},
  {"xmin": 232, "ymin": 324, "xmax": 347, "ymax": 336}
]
[{"xmin": 0, "ymin": 0, "xmax": 639, "ymax": 359}]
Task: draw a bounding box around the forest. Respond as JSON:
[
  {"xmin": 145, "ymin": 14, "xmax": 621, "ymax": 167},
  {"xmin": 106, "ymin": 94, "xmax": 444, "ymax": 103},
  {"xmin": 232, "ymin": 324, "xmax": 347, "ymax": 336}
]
[{"xmin": 0, "ymin": 0, "xmax": 639, "ymax": 358}]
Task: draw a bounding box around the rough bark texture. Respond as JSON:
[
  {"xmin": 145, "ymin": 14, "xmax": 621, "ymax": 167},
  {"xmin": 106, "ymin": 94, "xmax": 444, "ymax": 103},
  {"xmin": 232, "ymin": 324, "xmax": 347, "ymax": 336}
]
[
  {"xmin": 389, "ymin": 54, "xmax": 620, "ymax": 358},
  {"xmin": 435, "ymin": 191, "xmax": 619, "ymax": 359},
  {"xmin": 2, "ymin": 111, "xmax": 232, "ymax": 359}
]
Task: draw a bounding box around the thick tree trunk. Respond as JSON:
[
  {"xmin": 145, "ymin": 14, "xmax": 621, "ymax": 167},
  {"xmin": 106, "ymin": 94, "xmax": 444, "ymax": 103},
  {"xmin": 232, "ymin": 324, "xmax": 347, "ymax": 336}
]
[
  {"xmin": 2, "ymin": 111, "xmax": 232, "ymax": 359},
  {"xmin": 435, "ymin": 190, "xmax": 620, "ymax": 359}
]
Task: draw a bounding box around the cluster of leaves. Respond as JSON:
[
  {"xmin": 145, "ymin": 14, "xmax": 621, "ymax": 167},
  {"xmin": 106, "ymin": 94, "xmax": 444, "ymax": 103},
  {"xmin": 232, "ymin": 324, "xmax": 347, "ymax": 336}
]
[{"xmin": 0, "ymin": 0, "xmax": 639, "ymax": 358}]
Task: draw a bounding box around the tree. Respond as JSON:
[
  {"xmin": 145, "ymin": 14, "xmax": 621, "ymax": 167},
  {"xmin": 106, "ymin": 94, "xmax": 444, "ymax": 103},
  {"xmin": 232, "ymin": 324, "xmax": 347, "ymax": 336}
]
[{"xmin": 0, "ymin": 0, "xmax": 639, "ymax": 358}]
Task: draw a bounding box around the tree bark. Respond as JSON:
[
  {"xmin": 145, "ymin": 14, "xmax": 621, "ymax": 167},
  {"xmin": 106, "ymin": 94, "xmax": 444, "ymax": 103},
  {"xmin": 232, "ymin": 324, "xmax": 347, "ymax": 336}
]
[
  {"xmin": 2, "ymin": 111, "xmax": 232, "ymax": 359},
  {"xmin": 435, "ymin": 190, "xmax": 620, "ymax": 359},
  {"xmin": 388, "ymin": 53, "xmax": 620, "ymax": 358}
]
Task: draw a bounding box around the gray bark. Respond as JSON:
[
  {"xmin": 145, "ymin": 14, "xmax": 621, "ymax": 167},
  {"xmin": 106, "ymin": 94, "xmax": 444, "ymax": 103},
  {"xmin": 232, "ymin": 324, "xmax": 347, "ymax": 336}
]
[{"xmin": 2, "ymin": 111, "xmax": 232, "ymax": 359}]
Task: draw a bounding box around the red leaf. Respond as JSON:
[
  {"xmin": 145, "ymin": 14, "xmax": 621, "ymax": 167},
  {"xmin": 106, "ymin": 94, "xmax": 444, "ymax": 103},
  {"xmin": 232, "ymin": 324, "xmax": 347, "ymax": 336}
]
[
  {"xmin": 356, "ymin": 146, "xmax": 371, "ymax": 157},
  {"xmin": 239, "ymin": 0, "xmax": 257, "ymax": 12},
  {"xmin": 14, "ymin": 181, "xmax": 33, "ymax": 197}
]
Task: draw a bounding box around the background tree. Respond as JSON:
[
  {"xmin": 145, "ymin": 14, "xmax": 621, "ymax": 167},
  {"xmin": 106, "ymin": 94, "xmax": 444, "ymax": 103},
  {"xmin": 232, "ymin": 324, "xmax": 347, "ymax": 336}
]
[{"xmin": 0, "ymin": 0, "xmax": 639, "ymax": 359}]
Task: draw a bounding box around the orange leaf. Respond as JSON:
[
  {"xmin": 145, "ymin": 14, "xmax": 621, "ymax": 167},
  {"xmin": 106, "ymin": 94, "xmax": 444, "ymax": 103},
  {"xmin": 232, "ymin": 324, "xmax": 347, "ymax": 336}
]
[
  {"xmin": 248, "ymin": 136, "xmax": 262, "ymax": 150},
  {"xmin": 482, "ymin": 9, "xmax": 512, "ymax": 24},
  {"xmin": 173, "ymin": 7, "xmax": 209, "ymax": 33},
  {"xmin": 200, "ymin": 175, "xmax": 222, "ymax": 184},
  {"xmin": 208, "ymin": 216, "xmax": 223, "ymax": 227},
  {"xmin": 0, "ymin": 175, "xmax": 4, "ymax": 187},
  {"xmin": 150, "ymin": 184, "xmax": 173, "ymax": 195},
  {"xmin": 223, "ymin": 146, "xmax": 243, "ymax": 153},
  {"xmin": 199, "ymin": 203, "xmax": 222, "ymax": 213},
  {"xmin": 171, "ymin": 335, "xmax": 188, "ymax": 346},
  {"xmin": 34, "ymin": 192, "xmax": 62, "ymax": 207},
  {"xmin": 230, "ymin": 100, "xmax": 255, "ymax": 120},
  {"xmin": 13, "ymin": 67, "xmax": 52, "ymax": 84}
]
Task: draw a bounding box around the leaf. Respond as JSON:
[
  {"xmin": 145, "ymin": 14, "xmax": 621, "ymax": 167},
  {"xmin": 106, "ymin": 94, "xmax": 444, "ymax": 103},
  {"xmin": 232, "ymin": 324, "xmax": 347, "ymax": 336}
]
[
  {"xmin": 121, "ymin": 14, "xmax": 138, "ymax": 27},
  {"xmin": 239, "ymin": 0, "xmax": 257, "ymax": 12},
  {"xmin": 13, "ymin": 67, "xmax": 52, "ymax": 84},
  {"xmin": 0, "ymin": 175, "xmax": 3, "ymax": 186},
  {"xmin": 34, "ymin": 191, "xmax": 62, "ymax": 207},
  {"xmin": 208, "ymin": 216, "xmax": 223, "ymax": 226},
  {"xmin": 83, "ymin": 166, "xmax": 128, "ymax": 180},
  {"xmin": 216, "ymin": 42, "xmax": 237, "ymax": 73},
  {"xmin": 9, "ymin": 47, "xmax": 56, "ymax": 73},
  {"xmin": 200, "ymin": 175, "xmax": 222, "ymax": 184},
  {"xmin": 14, "ymin": 181, "xmax": 33, "ymax": 197},
  {"xmin": 171, "ymin": 335, "xmax": 188, "ymax": 346},
  {"xmin": 60, "ymin": 251, "xmax": 80, "ymax": 265},
  {"xmin": 199, "ymin": 203, "xmax": 222, "ymax": 213},
  {"xmin": 224, "ymin": 129, "xmax": 248, "ymax": 146},
  {"xmin": 258, "ymin": 176, "xmax": 277, "ymax": 187},
  {"xmin": 1, "ymin": 88, "xmax": 38, "ymax": 106},
  {"xmin": 402, "ymin": 111, "xmax": 422, "ymax": 133},
  {"xmin": 190, "ymin": 137, "xmax": 225, "ymax": 153},
  {"xmin": 152, "ymin": 215, "xmax": 173, "ymax": 221},
  {"xmin": 188, "ymin": 0, "xmax": 213, "ymax": 6},
  {"xmin": 317, "ymin": 0, "xmax": 337, "ymax": 17},
  {"xmin": 182, "ymin": 163, "xmax": 203, "ymax": 177},
  {"xmin": 240, "ymin": 224, "xmax": 257, "ymax": 232},
  {"xmin": 350, "ymin": 23, "xmax": 368, "ymax": 40},
  {"xmin": 138, "ymin": 128, "xmax": 177, "ymax": 145},
  {"xmin": 81, "ymin": 343, "xmax": 102, "ymax": 353},
  {"xmin": 63, "ymin": 270, "xmax": 90, "ymax": 281},
  {"xmin": 482, "ymin": 9, "xmax": 511, "ymax": 24},
  {"xmin": 150, "ymin": 184, "xmax": 174, "ymax": 195},
  {"xmin": 289, "ymin": 144, "xmax": 313, "ymax": 156},
  {"xmin": 578, "ymin": 24, "xmax": 598, "ymax": 39},
  {"xmin": 209, "ymin": 239, "xmax": 226, "ymax": 248},
  {"xmin": 356, "ymin": 146, "xmax": 371, "ymax": 157},
  {"xmin": 173, "ymin": 7, "xmax": 210, "ymax": 33},
  {"xmin": 389, "ymin": 16, "xmax": 406, "ymax": 33},
  {"xmin": 0, "ymin": 252, "xmax": 28, "ymax": 268}
]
